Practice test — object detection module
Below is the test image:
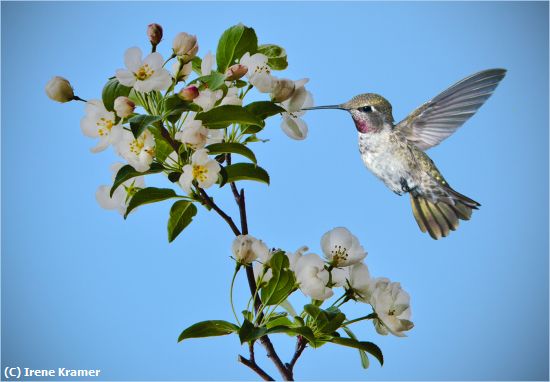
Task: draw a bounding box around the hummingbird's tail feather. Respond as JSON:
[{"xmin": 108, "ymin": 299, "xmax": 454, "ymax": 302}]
[{"xmin": 410, "ymin": 189, "xmax": 479, "ymax": 240}]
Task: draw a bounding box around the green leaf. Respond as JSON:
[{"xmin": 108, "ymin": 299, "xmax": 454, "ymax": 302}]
[
  {"xmin": 224, "ymin": 163, "xmax": 270, "ymax": 185},
  {"xmin": 266, "ymin": 316, "xmax": 293, "ymax": 330},
  {"xmin": 330, "ymin": 337, "xmax": 384, "ymax": 366},
  {"xmin": 163, "ymin": 95, "xmax": 199, "ymax": 124},
  {"xmin": 267, "ymin": 325, "xmax": 317, "ymax": 343},
  {"xmin": 258, "ymin": 44, "xmax": 288, "ymax": 70},
  {"xmin": 167, "ymin": 201, "xmax": 197, "ymax": 243},
  {"xmin": 195, "ymin": 105, "xmax": 264, "ymax": 129},
  {"xmin": 205, "ymin": 143, "xmax": 257, "ymax": 164},
  {"xmin": 260, "ymin": 252, "xmax": 296, "ymax": 306},
  {"xmin": 148, "ymin": 126, "xmax": 174, "ymax": 162},
  {"xmin": 128, "ymin": 114, "xmax": 162, "ymax": 138},
  {"xmin": 191, "ymin": 56, "xmax": 202, "ymax": 75},
  {"xmin": 216, "ymin": 24, "xmax": 258, "ymax": 73},
  {"xmin": 178, "ymin": 320, "xmax": 239, "ymax": 342},
  {"xmin": 304, "ymin": 305, "xmax": 346, "ymax": 335},
  {"xmin": 110, "ymin": 163, "xmax": 164, "ymax": 197},
  {"xmin": 245, "ymin": 101, "xmax": 286, "ymax": 120},
  {"xmin": 125, "ymin": 187, "xmax": 178, "ymax": 218},
  {"xmin": 239, "ymin": 319, "xmax": 267, "ymax": 344},
  {"xmin": 342, "ymin": 327, "xmax": 369, "ymax": 369},
  {"xmin": 102, "ymin": 78, "xmax": 132, "ymax": 111},
  {"xmin": 190, "ymin": 72, "xmax": 227, "ymax": 92}
]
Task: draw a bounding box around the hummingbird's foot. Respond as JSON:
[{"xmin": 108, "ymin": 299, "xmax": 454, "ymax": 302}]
[{"xmin": 400, "ymin": 178, "xmax": 420, "ymax": 196}]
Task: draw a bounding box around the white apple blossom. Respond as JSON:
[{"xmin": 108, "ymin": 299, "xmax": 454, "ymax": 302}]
[
  {"xmin": 240, "ymin": 52, "xmax": 275, "ymax": 93},
  {"xmin": 280, "ymin": 79, "xmax": 314, "ymax": 140},
  {"xmin": 175, "ymin": 117, "xmax": 208, "ymax": 149},
  {"xmin": 172, "ymin": 60, "xmax": 193, "ymax": 82},
  {"xmin": 174, "ymin": 112, "xmax": 224, "ymax": 148},
  {"xmin": 294, "ymin": 253, "xmax": 333, "ymax": 301},
  {"xmin": 348, "ymin": 262, "xmax": 374, "ymax": 302},
  {"xmin": 178, "ymin": 149, "xmax": 220, "ymax": 193},
  {"xmin": 115, "ymin": 130, "xmax": 155, "ymax": 172},
  {"xmin": 96, "ymin": 162, "xmax": 145, "ymax": 215},
  {"xmin": 80, "ymin": 99, "xmax": 122, "ymax": 153},
  {"xmin": 370, "ymin": 279, "xmax": 414, "ymax": 337},
  {"xmin": 116, "ymin": 47, "xmax": 171, "ymax": 93},
  {"xmin": 45, "ymin": 76, "xmax": 74, "ymax": 103},
  {"xmin": 201, "ymin": 51, "xmax": 214, "ymax": 75},
  {"xmin": 220, "ymin": 86, "xmax": 242, "ymax": 106},
  {"xmin": 193, "ymin": 88, "xmax": 223, "ymax": 111},
  {"xmin": 252, "ymin": 240, "xmax": 273, "ymax": 284},
  {"xmin": 321, "ymin": 227, "xmax": 367, "ymax": 267}
]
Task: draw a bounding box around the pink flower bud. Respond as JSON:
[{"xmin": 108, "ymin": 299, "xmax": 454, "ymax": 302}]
[
  {"xmin": 113, "ymin": 96, "xmax": 135, "ymax": 118},
  {"xmin": 147, "ymin": 23, "xmax": 163, "ymax": 46},
  {"xmin": 225, "ymin": 64, "xmax": 248, "ymax": 81},
  {"xmin": 178, "ymin": 86, "xmax": 199, "ymax": 102},
  {"xmin": 270, "ymin": 78, "xmax": 295, "ymax": 103}
]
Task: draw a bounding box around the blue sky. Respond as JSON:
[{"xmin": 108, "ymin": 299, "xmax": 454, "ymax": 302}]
[{"xmin": 2, "ymin": 2, "xmax": 548, "ymax": 380}]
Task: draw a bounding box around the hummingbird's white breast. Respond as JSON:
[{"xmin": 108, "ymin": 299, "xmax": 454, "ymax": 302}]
[{"xmin": 358, "ymin": 128, "xmax": 417, "ymax": 195}]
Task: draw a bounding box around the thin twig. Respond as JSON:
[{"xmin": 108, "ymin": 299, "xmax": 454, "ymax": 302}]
[
  {"xmin": 198, "ymin": 188, "xmax": 241, "ymax": 236},
  {"xmin": 238, "ymin": 355, "xmax": 274, "ymax": 381},
  {"xmin": 287, "ymin": 336, "xmax": 308, "ymax": 377}
]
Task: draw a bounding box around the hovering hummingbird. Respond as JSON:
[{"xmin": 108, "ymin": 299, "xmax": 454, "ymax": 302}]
[{"xmin": 304, "ymin": 69, "xmax": 506, "ymax": 239}]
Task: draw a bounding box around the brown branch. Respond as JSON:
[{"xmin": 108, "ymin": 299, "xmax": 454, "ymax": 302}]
[
  {"xmin": 287, "ymin": 336, "xmax": 308, "ymax": 378},
  {"xmin": 197, "ymin": 188, "xmax": 241, "ymax": 236},
  {"xmin": 238, "ymin": 355, "xmax": 274, "ymax": 381}
]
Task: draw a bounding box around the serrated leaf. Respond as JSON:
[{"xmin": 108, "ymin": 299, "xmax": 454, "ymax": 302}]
[
  {"xmin": 216, "ymin": 24, "xmax": 258, "ymax": 73},
  {"xmin": 258, "ymin": 44, "xmax": 288, "ymax": 70},
  {"xmin": 124, "ymin": 187, "xmax": 178, "ymax": 218},
  {"xmin": 110, "ymin": 163, "xmax": 164, "ymax": 197},
  {"xmin": 128, "ymin": 114, "xmax": 162, "ymax": 138},
  {"xmin": 205, "ymin": 143, "xmax": 257, "ymax": 164},
  {"xmin": 102, "ymin": 78, "xmax": 132, "ymax": 111},
  {"xmin": 304, "ymin": 304, "xmax": 346, "ymax": 335},
  {"xmin": 167, "ymin": 201, "xmax": 197, "ymax": 242},
  {"xmin": 224, "ymin": 163, "xmax": 270, "ymax": 185},
  {"xmin": 195, "ymin": 105, "xmax": 264, "ymax": 129},
  {"xmin": 239, "ymin": 319, "xmax": 267, "ymax": 344},
  {"xmin": 330, "ymin": 337, "xmax": 384, "ymax": 366},
  {"xmin": 178, "ymin": 320, "xmax": 239, "ymax": 342}
]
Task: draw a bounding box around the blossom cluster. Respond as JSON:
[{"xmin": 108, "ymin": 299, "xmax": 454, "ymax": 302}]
[
  {"xmin": 46, "ymin": 23, "xmax": 314, "ymax": 216},
  {"xmin": 232, "ymin": 227, "xmax": 413, "ymax": 337}
]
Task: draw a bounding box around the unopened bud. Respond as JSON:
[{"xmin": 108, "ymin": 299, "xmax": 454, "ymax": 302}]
[
  {"xmin": 45, "ymin": 76, "xmax": 75, "ymax": 103},
  {"xmin": 147, "ymin": 23, "xmax": 163, "ymax": 46},
  {"xmin": 172, "ymin": 32, "xmax": 198, "ymax": 63},
  {"xmin": 225, "ymin": 64, "xmax": 248, "ymax": 81},
  {"xmin": 114, "ymin": 96, "xmax": 135, "ymax": 118},
  {"xmin": 270, "ymin": 78, "xmax": 295, "ymax": 103},
  {"xmin": 232, "ymin": 235, "xmax": 258, "ymax": 265},
  {"xmin": 178, "ymin": 86, "xmax": 199, "ymax": 102}
]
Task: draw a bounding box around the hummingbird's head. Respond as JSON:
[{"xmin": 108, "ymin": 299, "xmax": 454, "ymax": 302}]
[{"xmin": 302, "ymin": 93, "xmax": 394, "ymax": 133}]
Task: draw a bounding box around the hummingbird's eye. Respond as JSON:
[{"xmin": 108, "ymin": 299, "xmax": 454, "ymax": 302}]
[{"xmin": 360, "ymin": 106, "xmax": 373, "ymax": 113}]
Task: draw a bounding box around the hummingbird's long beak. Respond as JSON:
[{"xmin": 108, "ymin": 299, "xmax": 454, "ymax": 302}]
[{"xmin": 301, "ymin": 104, "xmax": 346, "ymax": 111}]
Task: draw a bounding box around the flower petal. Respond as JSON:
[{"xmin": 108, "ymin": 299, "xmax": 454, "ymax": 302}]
[
  {"xmin": 124, "ymin": 47, "xmax": 143, "ymax": 72},
  {"xmin": 115, "ymin": 69, "xmax": 136, "ymax": 87},
  {"xmin": 280, "ymin": 116, "xmax": 308, "ymax": 140},
  {"xmin": 143, "ymin": 52, "xmax": 164, "ymax": 70}
]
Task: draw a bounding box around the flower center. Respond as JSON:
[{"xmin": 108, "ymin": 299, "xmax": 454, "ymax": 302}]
[
  {"xmin": 129, "ymin": 136, "xmax": 145, "ymax": 154},
  {"xmin": 254, "ymin": 64, "xmax": 270, "ymax": 75},
  {"xmin": 331, "ymin": 245, "xmax": 349, "ymax": 263},
  {"xmin": 135, "ymin": 64, "xmax": 155, "ymax": 81},
  {"xmin": 96, "ymin": 117, "xmax": 114, "ymax": 136},
  {"xmin": 192, "ymin": 165, "xmax": 208, "ymax": 182}
]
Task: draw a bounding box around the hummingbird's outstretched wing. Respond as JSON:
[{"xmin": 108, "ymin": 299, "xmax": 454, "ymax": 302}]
[{"xmin": 396, "ymin": 68, "xmax": 506, "ymax": 151}]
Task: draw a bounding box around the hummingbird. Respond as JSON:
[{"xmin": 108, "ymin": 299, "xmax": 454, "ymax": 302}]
[{"xmin": 304, "ymin": 69, "xmax": 506, "ymax": 239}]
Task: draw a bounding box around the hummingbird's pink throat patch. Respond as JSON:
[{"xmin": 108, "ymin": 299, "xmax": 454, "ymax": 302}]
[{"xmin": 353, "ymin": 118, "xmax": 375, "ymax": 133}]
